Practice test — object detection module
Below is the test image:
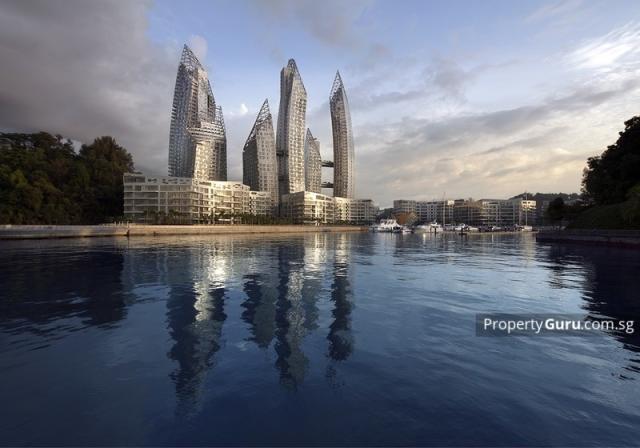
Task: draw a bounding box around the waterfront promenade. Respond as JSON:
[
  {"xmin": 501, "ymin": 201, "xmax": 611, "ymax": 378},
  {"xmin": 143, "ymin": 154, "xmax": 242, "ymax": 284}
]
[{"xmin": 0, "ymin": 224, "xmax": 366, "ymax": 240}]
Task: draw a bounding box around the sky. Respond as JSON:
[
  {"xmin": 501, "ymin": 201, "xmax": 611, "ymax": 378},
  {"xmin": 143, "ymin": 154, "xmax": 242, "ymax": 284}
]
[{"xmin": 2, "ymin": 0, "xmax": 640, "ymax": 207}]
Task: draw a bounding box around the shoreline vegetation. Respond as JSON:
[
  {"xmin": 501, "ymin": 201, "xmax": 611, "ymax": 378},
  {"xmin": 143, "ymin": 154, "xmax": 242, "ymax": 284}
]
[
  {"xmin": 0, "ymin": 224, "xmax": 368, "ymax": 240},
  {"xmin": 540, "ymin": 115, "xmax": 640, "ymax": 233}
]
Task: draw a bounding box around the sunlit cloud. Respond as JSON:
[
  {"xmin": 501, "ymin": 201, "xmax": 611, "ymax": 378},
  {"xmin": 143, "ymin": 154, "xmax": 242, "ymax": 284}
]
[{"xmin": 568, "ymin": 22, "xmax": 640, "ymax": 70}]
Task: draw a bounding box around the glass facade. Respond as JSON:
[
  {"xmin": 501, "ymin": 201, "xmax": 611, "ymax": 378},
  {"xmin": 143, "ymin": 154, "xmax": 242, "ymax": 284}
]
[
  {"xmin": 243, "ymin": 99, "xmax": 278, "ymax": 214},
  {"xmin": 330, "ymin": 71, "xmax": 355, "ymax": 199},
  {"xmin": 304, "ymin": 129, "xmax": 322, "ymax": 194},
  {"xmin": 168, "ymin": 45, "xmax": 227, "ymax": 181},
  {"xmin": 276, "ymin": 59, "xmax": 307, "ymax": 199}
]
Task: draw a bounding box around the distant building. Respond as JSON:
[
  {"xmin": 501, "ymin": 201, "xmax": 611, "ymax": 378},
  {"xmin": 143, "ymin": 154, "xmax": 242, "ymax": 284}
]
[
  {"xmin": 210, "ymin": 180, "xmax": 250, "ymax": 218},
  {"xmin": 304, "ymin": 129, "xmax": 322, "ymax": 194},
  {"xmin": 124, "ymin": 174, "xmax": 265, "ymax": 224},
  {"xmin": 281, "ymin": 191, "xmax": 335, "ymax": 224},
  {"xmin": 452, "ymin": 198, "xmax": 537, "ymax": 227},
  {"xmin": 243, "ymin": 99, "xmax": 278, "ymax": 213},
  {"xmin": 276, "ymin": 59, "xmax": 307, "ymax": 199},
  {"xmin": 248, "ymin": 190, "xmax": 272, "ymax": 216},
  {"xmin": 393, "ymin": 200, "xmax": 417, "ymax": 215},
  {"xmin": 282, "ymin": 192, "xmax": 378, "ymax": 225},
  {"xmin": 124, "ymin": 174, "xmax": 214, "ymax": 224},
  {"xmin": 330, "ymin": 71, "xmax": 355, "ymax": 198},
  {"xmin": 333, "ymin": 197, "xmax": 350, "ymax": 223},
  {"xmin": 349, "ymin": 199, "xmax": 379, "ymax": 224},
  {"xmin": 392, "ymin": 197, "xmax": 537, "ymax": 227},
  {"xmin": 453, "ymin": 199, "xmax": 482, "ymax": 225},
  {"xmin": 415, "ymin": 200, "xmax": 455, "ymax": 223},
  {"xmin": 168, "ymin": 45, "xmax": 227, "ymax": 181}
]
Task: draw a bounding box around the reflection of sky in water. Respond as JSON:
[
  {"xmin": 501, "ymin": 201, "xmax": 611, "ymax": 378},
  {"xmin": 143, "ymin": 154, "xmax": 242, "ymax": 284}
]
[{"xmin": 1, "ymin": 233, "xmax": 639, "ymax": 446}]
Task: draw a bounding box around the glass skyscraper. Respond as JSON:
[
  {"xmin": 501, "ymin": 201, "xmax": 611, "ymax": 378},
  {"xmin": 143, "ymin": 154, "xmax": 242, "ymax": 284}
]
[
  {"xmin": 330, "ymin": 71, "xmax": 355, "ymax": 198},
  {"xmin": 276, "ymin": 59, "xmax": 307, "ymax": 198},
  {"xmin": 168, "ymin": 45, "xmax": 227, "ymax": 181},
  {"xmin": 243, "ymin": 99, "xmax": 278, "ymax": 212},
  {"xmin": 304, "ymin": 129, "xmax": 321, "ymax": 194}
]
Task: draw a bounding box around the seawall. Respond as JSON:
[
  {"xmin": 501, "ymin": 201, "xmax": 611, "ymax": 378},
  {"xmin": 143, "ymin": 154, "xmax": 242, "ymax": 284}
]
[
  {"xmin": 0, "ymin": 224, "xmax": 367, "ymax": 240},
  {"xmin": 536, "ymin": 229, "xmax": 640, "ymax": 248}
]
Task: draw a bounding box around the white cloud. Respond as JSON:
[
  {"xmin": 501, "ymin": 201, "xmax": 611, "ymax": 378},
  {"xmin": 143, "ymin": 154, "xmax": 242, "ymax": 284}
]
[
  {"xmin": 526, "ymin": 0, "xmax": 584, "ymax": 23},
  {"xmin": 568, "ymin": 22, "xmax": 640, "ymax": 70},
  {"xmin": 188, "ymin": 34, "xmax": 208, "ymax": 62}
]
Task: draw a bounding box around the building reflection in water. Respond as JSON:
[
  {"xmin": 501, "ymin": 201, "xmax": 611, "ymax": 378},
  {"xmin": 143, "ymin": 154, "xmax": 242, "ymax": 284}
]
[
  {"xmin": 273, "ymin": 238, "xmax": 310, "ymax": 388},
  {"xmin": 327, "ymin": 233, "xmax": 354, "ymax": 361},
  {"xmin": 164, "ymin": 242, "xmax": 232, "ymax": 418},
  {"xmin": 242, "ymin": 272, "xmax": 277, "ymax": 349},
  {"xmin": 543, "ymin": 244, "xmax": 640, "ymax": 375},
  {"xmin": 124, "ymin": 234, "xmax": 360, "ymax": 401}
]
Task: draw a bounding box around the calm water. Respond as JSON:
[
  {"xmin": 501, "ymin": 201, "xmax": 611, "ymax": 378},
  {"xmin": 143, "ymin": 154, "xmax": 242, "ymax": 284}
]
[{"xmin": 1, "ymin": 232, "xmax": 639, "ymax": 446}]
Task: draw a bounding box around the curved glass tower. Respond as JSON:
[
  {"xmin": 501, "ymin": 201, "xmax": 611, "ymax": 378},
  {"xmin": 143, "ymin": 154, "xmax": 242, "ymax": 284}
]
[
  {"xmin": 276, "ymin": 59, "xmax": 307, "ymax": 198},
  {"xmin": 169, "ymin": 45, "xmax": 227, "ymax": 181},
  {"xmin": 243, "ymin": 99, "xmax": 278, "ymax": 212},
  {"xmin": 330, "ymin": 71, "xmax": 355, "ymax": 198},
  {"xmin": 304, "ymin": 129, "xmax": 321, "ymax": 194}
]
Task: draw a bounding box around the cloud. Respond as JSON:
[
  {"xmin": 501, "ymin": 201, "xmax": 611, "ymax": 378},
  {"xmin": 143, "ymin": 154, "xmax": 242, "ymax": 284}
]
[
  {"xmin": 249, "ymin": 0, "xmax": 391, "ymax": 71},
  {"xmin": 227, "ymin": 103, "xmax": 250, "ymax": 118},
  {"xmin": 525, "ymin": 0, "xmax": 584, "ymax": 23},
  {"xmin": 568, "ymin": 22, "xmax": 640, "ymax": 70},
  {"xmin": 353, "ymin": 77, "xmax": 640, "ymax": 206},
  {"xmin": 188, "ymin": 34, "xmax": 208, "ymax": 61},
  {"xmin": 472, "ymin": 127, "xmax": 569, "ymax": 156},
  {"xmin": 0, "ymin": 0, "xmax": 177, "ymax": 175},
  {"xmin": 254, "ymin": 0, "xmax": 372, "ymax": 49},
  {"xmin": 342, "ymin": 57, "xmax": 516, "ymax": 114}
]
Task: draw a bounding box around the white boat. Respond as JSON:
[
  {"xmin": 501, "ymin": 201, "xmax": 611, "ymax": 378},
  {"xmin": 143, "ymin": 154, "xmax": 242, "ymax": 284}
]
[
  {"xmin": 401, "ymin": 226, "xmax": 413, "ymax": 234},
  {"xmin": 415, "ymin": 221, "xmax": 443, "ymax": 233},
  {"xmin": 372, "ymin": 219, "xmax": 402, "ymax": 233}
]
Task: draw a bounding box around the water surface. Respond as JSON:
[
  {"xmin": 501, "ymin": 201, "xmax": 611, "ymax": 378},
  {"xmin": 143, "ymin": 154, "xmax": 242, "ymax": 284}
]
[{"xmin": 1, "ymin": 233, "xmax": 639, "ymax": 446}]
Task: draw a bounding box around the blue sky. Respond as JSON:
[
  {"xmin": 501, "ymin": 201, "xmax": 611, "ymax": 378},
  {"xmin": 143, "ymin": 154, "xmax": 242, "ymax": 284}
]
[{"xmin": 2, "ymin": 0, "xmax": 640, "ymax": 206}]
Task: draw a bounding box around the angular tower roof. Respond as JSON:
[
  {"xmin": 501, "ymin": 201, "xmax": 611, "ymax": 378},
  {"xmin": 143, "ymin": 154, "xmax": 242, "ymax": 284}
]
[
  {"xmin": 306, "ymin": 128, "xmax": 316, "ymax": 142},
  {"xmin": 330, "ymin": 70, "xmax": 344, "ymax": 100},
  {"xmin": 180, "ymin": 44, "xmax": 205, "ymax": 72},
  {"xmin": 245, "ymin": 99, "xmax": 271, "ymax": 146},
  {"xmin": 284, "ymin": 58, "xmax": 306, "ymax": 93}
]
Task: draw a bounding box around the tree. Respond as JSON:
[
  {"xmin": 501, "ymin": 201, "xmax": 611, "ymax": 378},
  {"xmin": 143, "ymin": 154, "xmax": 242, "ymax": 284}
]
[
  {"xmin": 622, "ymin": 184, "xmax": 640, "ymax": 226},
  {"xmin": 545, "ymin": 197, "xmax": 565, "ymax": 224},
  {"xmin": 0, "ymin": 132, "xmax": 135, "ymax": 224},
  {"xmin": 582, "ymin": 116, "xmax": 640, "ymax": 205},
  {"xmin": 79, "ymin": 136, "xmax": 134, "ymax": 223}
]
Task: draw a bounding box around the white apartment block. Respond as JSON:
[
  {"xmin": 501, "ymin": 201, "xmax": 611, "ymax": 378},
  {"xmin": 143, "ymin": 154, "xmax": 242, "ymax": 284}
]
[
  {"xmin": 124, "ymin": 174, "xmax": 266, "ymax": 224},
  {"xmin": 248, "ymin": 191, "xmax": 273, "ymax": 216},
  {"xmin": 415, "ymin": 200, "xmax": 455, "ymax": 223},
  {"xmin": 282, "ymin": 192, "xmax": 378, "ymax": 225}
]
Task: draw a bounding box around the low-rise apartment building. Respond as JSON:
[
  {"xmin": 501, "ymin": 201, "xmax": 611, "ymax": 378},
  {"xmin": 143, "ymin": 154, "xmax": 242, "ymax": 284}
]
[
  {"xmin": 281, "ymin": 191, "xmax": 336, "ymax": 224},
  {"xmin": 393, "ymin": 200, "xmax": 417, "ymax": 215},
  {"xmin": 282, "ymin": 192, "xmax": 378, "ymax": 224},
  {"xmin": 248, "ymin": 191, "xmax": 272, "ymax": 216},
  {"xmin": 123, "ymin": 174, "xmax": 266, "ymax": 224},
  {"xmin": 452, "ymin": 198, "xmax": 537, "ymax": 227},
  {"xmin": 394, "ymin": 199, "xmax": 455, "ymax": 223}
]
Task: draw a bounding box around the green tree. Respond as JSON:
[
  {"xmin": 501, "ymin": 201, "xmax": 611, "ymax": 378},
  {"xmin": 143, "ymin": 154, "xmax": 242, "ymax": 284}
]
[
  {"xmin": 0, "ymin": 132, "xmax": 135, "ymax": 224},
  {"xmin": 79, "ymin": 136, "xmax": 134, "ymax": 223},
  {"xmin": 582, "ymin": 116, "xmax": 640, "ymax": 205},
  {"xmin": 545, "ymin": 197, "xmax": 565, "ymax": 224}
]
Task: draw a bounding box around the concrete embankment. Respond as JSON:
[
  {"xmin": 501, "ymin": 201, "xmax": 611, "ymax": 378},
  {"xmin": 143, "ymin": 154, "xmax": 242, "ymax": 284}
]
[
  {"xmin": 536, "ymin": 229, "xmax": 640, "ymax": 248},
  {"xmin": 0, "ymin": 224, "xmax": 367, "ymax": 240}
]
